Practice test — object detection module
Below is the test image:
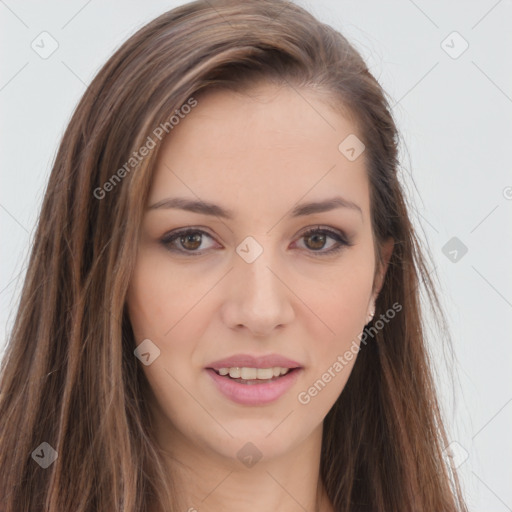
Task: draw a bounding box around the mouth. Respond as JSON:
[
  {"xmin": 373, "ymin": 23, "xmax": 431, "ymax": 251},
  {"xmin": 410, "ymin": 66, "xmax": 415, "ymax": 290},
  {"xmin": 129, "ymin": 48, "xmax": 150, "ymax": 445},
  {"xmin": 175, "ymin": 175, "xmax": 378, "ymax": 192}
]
[
  {"xmin": 204, "ymin": 354, "xmax": 304, "ymax": 405},
  {"xmin": 207, "ymin": 366, "xmax": 301, "ymax": 385},
  {"xmin": 204, "ymin": 365, "xmax": 303, "ymax": 405}
]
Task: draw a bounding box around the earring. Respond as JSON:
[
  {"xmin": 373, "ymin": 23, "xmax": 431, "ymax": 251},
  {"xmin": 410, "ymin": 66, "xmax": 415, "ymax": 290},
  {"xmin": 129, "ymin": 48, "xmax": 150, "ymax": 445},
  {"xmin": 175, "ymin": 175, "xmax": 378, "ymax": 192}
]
[{"xmin": 367, "ymin": 307, "xmax": 375, "ymax": 324}]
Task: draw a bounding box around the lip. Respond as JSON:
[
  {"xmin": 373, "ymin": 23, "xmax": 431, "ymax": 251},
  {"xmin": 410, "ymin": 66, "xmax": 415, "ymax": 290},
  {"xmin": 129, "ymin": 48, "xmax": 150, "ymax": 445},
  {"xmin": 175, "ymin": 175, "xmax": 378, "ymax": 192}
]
[
  {"xmin": 205, "ymin": 353, "xmax": 302, "ymax": 370},
  {"xmin": 205, "ymin": 367, "xmax": 303, "ymax": 405}
]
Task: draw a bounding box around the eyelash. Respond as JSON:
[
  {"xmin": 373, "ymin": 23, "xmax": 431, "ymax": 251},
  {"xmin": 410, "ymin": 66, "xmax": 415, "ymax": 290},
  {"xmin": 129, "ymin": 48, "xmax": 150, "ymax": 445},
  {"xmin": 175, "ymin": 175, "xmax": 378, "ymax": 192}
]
[{"xmin": 160, "ymin": 226, "xmax": 352, "ymax": 257}]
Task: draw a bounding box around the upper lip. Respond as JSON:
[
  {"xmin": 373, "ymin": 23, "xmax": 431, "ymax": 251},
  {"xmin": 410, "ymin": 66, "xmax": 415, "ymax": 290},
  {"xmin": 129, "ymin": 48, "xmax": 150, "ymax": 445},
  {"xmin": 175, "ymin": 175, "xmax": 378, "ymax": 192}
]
[{"xmin": 205, "ymin": 353, "xmax": 302, "ymax": 370}]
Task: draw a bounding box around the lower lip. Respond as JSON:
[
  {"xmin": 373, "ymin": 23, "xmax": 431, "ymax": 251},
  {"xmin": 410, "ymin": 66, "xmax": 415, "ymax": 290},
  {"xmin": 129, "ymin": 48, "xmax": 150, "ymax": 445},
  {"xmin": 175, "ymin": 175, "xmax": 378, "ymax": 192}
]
[{"xmin": 205, "ymin": 368, "xmax": 302, "ymax": 405}]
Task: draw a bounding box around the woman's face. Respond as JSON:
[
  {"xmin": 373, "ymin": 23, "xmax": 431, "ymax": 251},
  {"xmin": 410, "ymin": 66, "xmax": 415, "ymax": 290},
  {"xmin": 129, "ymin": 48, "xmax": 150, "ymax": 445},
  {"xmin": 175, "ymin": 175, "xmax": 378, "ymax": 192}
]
[{"xmin": 126, "ymin": 83, "xmax": 392, "ymax": 465}]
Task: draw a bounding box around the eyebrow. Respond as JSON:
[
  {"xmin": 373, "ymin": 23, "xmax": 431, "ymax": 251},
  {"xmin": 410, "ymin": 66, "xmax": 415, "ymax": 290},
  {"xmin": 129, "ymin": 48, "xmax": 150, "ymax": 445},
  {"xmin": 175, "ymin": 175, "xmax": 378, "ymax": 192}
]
[{"xmin": 147, "ymin": 196, "xmax": 363, "ymax": 219}]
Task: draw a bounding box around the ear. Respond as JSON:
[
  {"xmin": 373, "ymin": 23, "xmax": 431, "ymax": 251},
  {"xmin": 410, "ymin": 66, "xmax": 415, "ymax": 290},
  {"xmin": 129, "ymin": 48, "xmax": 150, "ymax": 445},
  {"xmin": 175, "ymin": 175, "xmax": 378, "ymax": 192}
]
[
  {"xmin": 368, "ymin": 237, "xmax": 394, "ymax": 319},
  {"xmin": 373, "ymin": 237, "xmax": 394, "ymax": 297},
  {"xmin": 366, "ymin": 237, "xmax": 395, "ymax": 324}
]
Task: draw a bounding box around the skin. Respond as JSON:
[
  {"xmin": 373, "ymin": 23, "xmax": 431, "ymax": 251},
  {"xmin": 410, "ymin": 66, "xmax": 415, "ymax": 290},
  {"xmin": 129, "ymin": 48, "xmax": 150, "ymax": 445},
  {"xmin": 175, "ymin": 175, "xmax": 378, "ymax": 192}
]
[{"xmin": 126, "ymin": 82, "xmax": 393, "ymax": 512}]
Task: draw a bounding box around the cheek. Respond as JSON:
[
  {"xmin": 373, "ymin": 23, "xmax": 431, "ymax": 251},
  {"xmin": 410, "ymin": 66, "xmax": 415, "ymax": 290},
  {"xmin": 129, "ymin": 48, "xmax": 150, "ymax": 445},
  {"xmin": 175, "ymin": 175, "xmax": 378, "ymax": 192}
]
[
  {"xmin": 296, "ymin": 253, "xmax": 374, "ymax": 404},
  {"xmin": 126, "ymin": 256, "xmax": 207, "ymax": 432},
  {"xmin": 302, "ymin": 257, "xmax": 374, "ymax": 344},
  {"xmin": 126, "ymin": 250, "xmax": 208, "ymax": 340},
  {"xmin": 126, "ymin": 252, "xmax": 210, "ymax": 387},
  {"xmin": 295, "ymin": 287, "xmax": 369, "ymax": 416}
]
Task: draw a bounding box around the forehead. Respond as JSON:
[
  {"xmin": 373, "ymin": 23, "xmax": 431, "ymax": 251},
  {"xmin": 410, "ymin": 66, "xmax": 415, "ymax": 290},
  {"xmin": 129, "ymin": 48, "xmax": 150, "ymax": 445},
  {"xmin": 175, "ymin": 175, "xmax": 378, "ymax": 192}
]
[{"xmin": 148, "ymin": 84, "xmax": 370, "ymax": 218}]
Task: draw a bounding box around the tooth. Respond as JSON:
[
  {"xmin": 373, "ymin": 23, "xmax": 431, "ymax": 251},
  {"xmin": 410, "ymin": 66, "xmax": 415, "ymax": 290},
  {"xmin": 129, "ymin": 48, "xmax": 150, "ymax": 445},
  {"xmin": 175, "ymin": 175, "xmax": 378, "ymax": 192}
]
[
  {"xmin": 256, "ymin": 368, "xmax": 274, "ymax": 379},
  {"xmin": 229, "ymin": 367, "xmax": 241, "ymax": 378},
  {"xmin": 219, "ymin": 366, "xmax": 292, "ymax": 379},
  {"xmin": 240, "ymin": 367, "xmax": 258, "ymax": 380}
]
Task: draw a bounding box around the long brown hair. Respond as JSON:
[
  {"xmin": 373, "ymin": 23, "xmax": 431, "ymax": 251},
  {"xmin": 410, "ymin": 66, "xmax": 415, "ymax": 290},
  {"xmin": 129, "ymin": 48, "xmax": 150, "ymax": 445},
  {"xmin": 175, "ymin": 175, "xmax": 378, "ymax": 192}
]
[{"xmin": 0, "ymin": 1, "xmax": 467, "ymax": 510}]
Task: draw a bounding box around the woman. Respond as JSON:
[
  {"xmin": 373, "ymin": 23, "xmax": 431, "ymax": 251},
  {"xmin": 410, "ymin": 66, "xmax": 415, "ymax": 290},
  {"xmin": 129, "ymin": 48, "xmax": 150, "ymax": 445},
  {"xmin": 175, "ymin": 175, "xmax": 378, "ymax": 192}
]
[{"xmin": 0, "ymin": 0, "xmax": 468, "ymax": 510}]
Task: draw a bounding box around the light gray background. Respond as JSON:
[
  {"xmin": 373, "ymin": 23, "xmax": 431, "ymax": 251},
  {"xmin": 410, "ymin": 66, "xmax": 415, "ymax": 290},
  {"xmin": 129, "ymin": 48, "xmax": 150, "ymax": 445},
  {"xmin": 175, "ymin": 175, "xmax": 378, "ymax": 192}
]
[{"xmin": 1, "ymin": 1, "xmax": 511, "ymax": 510}]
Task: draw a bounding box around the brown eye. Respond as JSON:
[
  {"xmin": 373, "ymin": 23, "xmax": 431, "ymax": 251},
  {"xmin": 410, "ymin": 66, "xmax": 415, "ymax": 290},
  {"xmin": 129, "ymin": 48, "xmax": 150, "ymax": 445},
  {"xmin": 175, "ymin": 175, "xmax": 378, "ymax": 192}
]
[
  {"xmin": 296, "ymin": 227, "xmax": 351, "ymax": 256},
  {"xmin": 304, "ymin": 231, "xmax": 328, "ymax": 250},
  {"xmin": 161, "ymin": 229, "xmax": 218, "ymax": 255},
  {"xmin": 180, "ymin": 232, "xmax": 202, "ymax": 251}
]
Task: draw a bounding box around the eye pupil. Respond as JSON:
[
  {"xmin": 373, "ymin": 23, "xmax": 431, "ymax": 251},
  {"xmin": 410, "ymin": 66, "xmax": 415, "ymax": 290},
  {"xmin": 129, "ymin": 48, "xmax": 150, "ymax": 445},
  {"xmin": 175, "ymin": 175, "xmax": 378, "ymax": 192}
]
[
  {"xmin": 181, "ymin": 233, "xmax": 202, "ymax": 250},
  {"xmin": 306, "ymin": 233, "xmax": 326, "ymax": 250}
]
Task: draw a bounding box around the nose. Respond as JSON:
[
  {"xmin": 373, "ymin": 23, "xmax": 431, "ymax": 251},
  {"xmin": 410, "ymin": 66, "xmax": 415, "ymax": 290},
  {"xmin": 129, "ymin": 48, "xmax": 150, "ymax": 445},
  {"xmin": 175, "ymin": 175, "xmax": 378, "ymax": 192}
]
[{"xmin": 220, "ymin": 247, "xmax": 295, "ymax": 337}]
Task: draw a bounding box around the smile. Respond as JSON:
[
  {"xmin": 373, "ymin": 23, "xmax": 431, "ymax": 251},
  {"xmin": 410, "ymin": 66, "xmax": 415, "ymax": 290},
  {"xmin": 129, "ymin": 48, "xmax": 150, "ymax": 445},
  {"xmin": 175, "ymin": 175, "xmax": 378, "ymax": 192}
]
[
  {"xmin": 213, "ymin": 366, "xmax": 293, "ymax": 382},
  {"xmin": 205, "ymin": 367, "xmax": 302, "ymax": 405}
]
